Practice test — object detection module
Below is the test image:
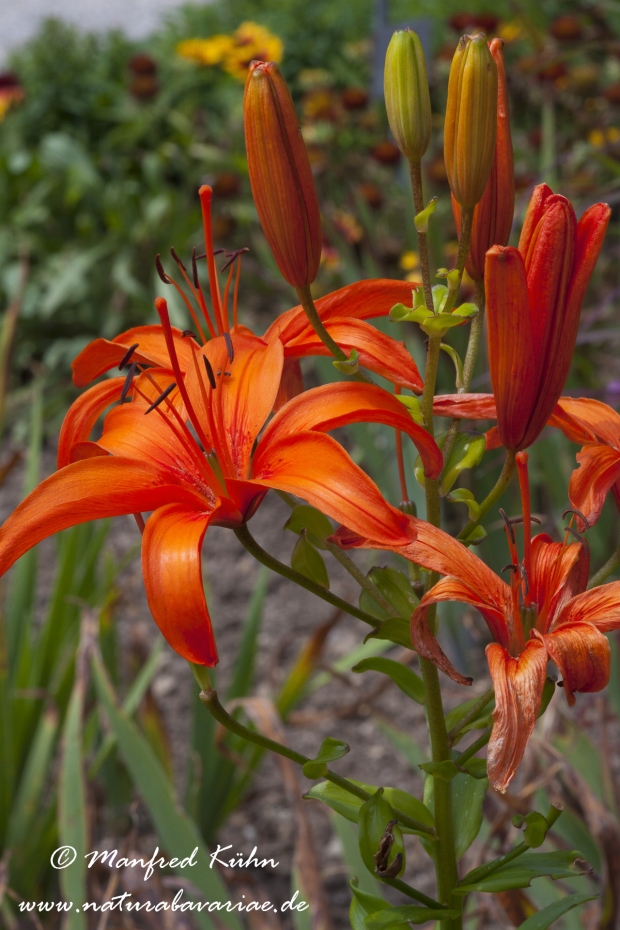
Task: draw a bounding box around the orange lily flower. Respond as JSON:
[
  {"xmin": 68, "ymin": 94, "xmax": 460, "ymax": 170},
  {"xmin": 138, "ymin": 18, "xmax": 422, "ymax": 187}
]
[
  {"xmin": 332, "ymin": 453, "xmax": 620, "ymax": 791},
  {"xmin": 70, "ymin": 186, "xmax": 423, "ymax": 399},
  {"xmin": 432, "ymin": 393, "xmax": 620, "ymax": 527},
  {"xmin": 1, "ymin": 312, "xmax": 442, "ymax": 669},
  {"xmin": 486, "ymin": 184, "xmax": 610, "ymax": 450}
]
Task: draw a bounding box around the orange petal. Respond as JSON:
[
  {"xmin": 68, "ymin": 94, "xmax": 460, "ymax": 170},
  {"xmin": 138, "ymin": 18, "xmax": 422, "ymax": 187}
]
[
  {"xmin": 273, "ymin": 358, "xmax": 304, "ymax": 411},
  {"xmin": 417, "ymin": 575, "xmax": 512, "ymax": 650},
  {"xmin": 142, "ymin": 503, "xmax": 219, "ymax": 666},
  {"xmin": 261, "ymin": 382, "xmax": 443, "ymax": 479},
  {"xmin": 552, "ymin": 397, "xmax": 620, "ymax": 446},
  {"xmin": 251, "ymin": 431, "xmax": 412, "ymax": 545},
  {"xmin": 411, "ymin": 606, "xmax": 473, "ymax": 686},
  {"xmin": 433, "ymin": 393, "xmax": 497, "ymax": 419},
  {"xmin": 265, "ymin": 279, "xmax": 416, "ymax": 344},
  {"xmin": 0, "ymin": 457, "xmax": 208, "ymax": 578},
  {"xmin": 185, "ymin": 334, "xmax": 283, "ymax": 480},
  {"xmin": 486, "ymin": 639, "xmax": 548, "ymax": 792},
  {"xmin": 535, "ymin": 621, "xmax": 610, "ymax": 706},
  {"xmin": 530, "ymin": 534, "xmax": 589, "ymax": 631},
  {"xmin": 553, "ymin": 581, "xmax": 620, "ymax": 632},
  {"xmin": 485, "ymin": 246, "xmax": 539, "ymax": 450},
  {"xmin": 569, "ymin": 442, "xmax": 620, "ymax": 527},
  {"xmin": 278, "ymin": 318, "xmax": 424, "ymax": 393},
  {"xmin": 58, "ymin": 377, "xmax": 124, "ymax": 468},
  {"xmin": 71, "ymin": 325, "xmax": 198, "ymax": 387}
]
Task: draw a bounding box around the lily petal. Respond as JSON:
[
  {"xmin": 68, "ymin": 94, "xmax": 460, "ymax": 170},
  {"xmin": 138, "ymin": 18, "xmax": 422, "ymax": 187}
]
[
  {"xmin": 261, "ymin": 382, "xmax": 443, "ymax": 478},
  {"xmin": 530, "ymin": 534, "xmax": 589, "ymax": 632},
  {"xmin": 142, "ymin": 503, "xmax": 219, "ymax": 666},
  {"xmin": 569, "ymin": 442, "xmax": 620, "ymax": 526},
  {"xmin": 551, "ymin": 397, "xmax": 620, "ymax": 447},
  {"xmin": 486, "ymin": 639, "xmax": 548, "ymax": 792},
  {"xmin": 0, "ymin": 457, "xmax": 207, "ymax": 577},
  {"xmin": 535, "ymin": 621, "xmax": 610, "ymax": 706},
  {"xmin": 251, "ymin": 430, "xmax": 412, "ymax": 545},
  {"xmin": 433, "ymin": 393, "xmax": 497, "ymax": 420},
  {"xmin": 411, "ymin": 606, "xmax": 473, "ymax": 686},
  {"xmin": 416, "ymin": 575, "xmax": 512, "ymax": 650},
  {"xmin": 58, "ymin": 378, "xmax": 124, "ymax": 468},
  {"xmin": 279, "ymin": 318, "xmax": 424, "ymax": 392},
  {"xmin": 265, "ymin": 279, "xmax": 417, "ymax": 344},
  {"xmin": 553, "ymin": 581, "xmax": 620, "ymax": 632},
  {"xmin": 72, "ymin": 325, "xmax": 199, "ymax": 387}
]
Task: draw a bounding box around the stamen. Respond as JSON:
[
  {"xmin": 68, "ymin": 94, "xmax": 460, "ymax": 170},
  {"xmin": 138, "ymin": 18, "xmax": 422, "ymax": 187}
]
[
  {"xmin": 120, "ymin": 362, "xmax": 138, "ymax": 403},
  {"xmin": 501, "ymin": 563, "xmax": 519, "ymax": 574},
  {"xmin": 516, "ymin": 451, "xmax": 532, "ymax": 607},
  {"xmin": 203, "ymin": 356, "xmax": 217, "ymax": 390},
  {"xmin": 505, "ymin": 515, "xmax": 542, "ymax": 526},
  {"xmin": 520, "ymin": 563, "xmax": 530, "ymax": 597},
  {"xmin": 170, "ymin": 247, "xmax": 187, "ymax": 273},
  {"xmin": 182, "ymin": 330, "xmax": 197, "ymax": 339},
  {"xmin": 155, "ymin": 254, "xmax": 169, "ymax": 285},
  {"xmin": 198, "ymin": 186, "xmax": 225, "ymax": 333},
  {"xmin": 233, "ymin": 251, "xmax": 242, "ymax": 329},
  {"xmin": 154, "ymin": 297, "xmax": 213, "ymax": 455},
  {"xmin": 144, "ymin": 382, "xmax": 177, "ymax": 414},
  {"xmin": 221, "ymin": 261, "xmax": 235, "ymax": 331},
  {"xmin": 189, "ymin": 246, "xmax": 216, "ymax": 341},
  {"xmin": 224, "ymin": 332, "xmax": 234, "ymax": 364},
  {"xmin": 565, "ymin": 525, "xmax": 589, "ymax": 550},
  {"xmin": 562, "ymin": 508, "xmax": 590, "ymax": 530},
  {"xmin": 499, "ymin": 508, "xmax": 516, "ymax": 545},
  {"xmin": 118, "ymin": 343, "xmax": 139, "ymax": 371},
  {"xmin": 220, "ymin": 247, "xmax": 249, "ymax": 273}
]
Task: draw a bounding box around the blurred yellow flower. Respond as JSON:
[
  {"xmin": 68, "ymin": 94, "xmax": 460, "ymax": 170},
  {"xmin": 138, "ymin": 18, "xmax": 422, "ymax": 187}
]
[
  {"xmin": 498, "ymin": 20, "xmax": 522, "ymax": 43},
  {"xmin": 176, "ymin": 22, "xmax": 283, "ymax": 81},
  {"xmin": 607, "ymin": 127, "xmax": 620, "ymax": 143},
  {"xmin": 588, "ymin": 127, "xmax": 620, "ymax": 148},
  {"xmin": 399, "ymin": 250, "xmax": 419, "ymax": 272}
]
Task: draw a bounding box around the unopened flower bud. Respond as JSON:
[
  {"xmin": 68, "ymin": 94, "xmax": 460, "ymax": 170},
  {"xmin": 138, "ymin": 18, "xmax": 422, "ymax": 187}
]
[
  {"xmin": 452, "ymin": 39, "xmax": 514, "ymax": 280},
  {"xmin": 444, "ymin": 34, "xmax": 498, "ymax": 207},
  {"xmin": 384, "ymin": 29, "xmax": 432, "ymax": 162},
  {"xmin": 244, "ymin": 61, "xmax": 322, "ymax": 288}
]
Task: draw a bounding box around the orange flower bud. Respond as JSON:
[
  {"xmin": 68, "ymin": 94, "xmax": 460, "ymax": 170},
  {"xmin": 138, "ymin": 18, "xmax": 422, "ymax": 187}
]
[
  {"xmin": 452, "ymin": 39, "xmax": 514, "ymax": 280},
  {"xmin": 244, "ymin": 61, "xmax": 322, "ymax": 288},
  {"xmin": 444, "ymin": 34, "xmax": 498, "ymax": 207}
]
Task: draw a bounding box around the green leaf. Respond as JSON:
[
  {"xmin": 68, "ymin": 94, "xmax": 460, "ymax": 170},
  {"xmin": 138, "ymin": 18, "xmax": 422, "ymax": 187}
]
[
  {"xmin": 284, "ymin": 505, "xmax": 333, "ymax": 550},
  {"xmin": 92, "ymin": 654, "xmax": 241, "ymax": 930},
  {"xmin": 291, "ymin": 532, "xmax": 330, "ymax": 588},
  {"xmin": 304, "ymin": 781, "xmax": 433, "ymax": 836},
  {"xmin": 333, "ymin": 347, "xmax": 360, "ymax": 374},
  {"xmin": 395, "ymin": 394, "xmax": 425, "ymax": 426},
  {"xmin": 512, "ymin": 811, "xmax": 549, "ymax": 849},
  {"xmin": 414, "ymin": 431, "xmax": 486, "ymax": 494},
  {"xmin": 460, "ymin": 757, "xmax": 488, "ymax": 779},
  {"xmin": 517, "ymin": 893, "xmax": 598, "ymax": 930},
  {"xmin": 440, "ymin": 343, "xmax": 464, "ymax": 390},
  {"xmin": 6, "ymin": 707, "xmax": 58, "ymax": 848},
  {"xmin": 447, "ymin": 488, "xmax": 481, "ymax": 522},
  {"xmin": 419, "ymin": 760, "xmax": 459, "ymax": 781},
  {"xmin": 335, "ymin": 824, "xmax": 385, "ymax": 898},
  {"xmin": 350, "ymin": 880, "xmax": 393, "ymax": 930},
  {"xmin": 352, "ymin": 657, "xmax": 425, "ymax": 705},
  {"xmin": 537, "ymin": 677, "xmax": 556, "ymax": 718},
  {"xmin": 58, "ymin": 668, "xmax": 88, "ymax": 930},
  {"xmin": 424, "ymin": 768, "xmax": 487, "ymax": 859},
  {"xmin": 363, "ymin": 617, "xmax": 413, "ymax": 650},
  {"xmin": 358, "ymin": 789, "xmax": 405, "ymax": 878},
  {"xmin": 455, "ymin": 851, "xmax": 586, "ymax": 893},
  {"xmin": 302, "ymin": 737, "xmax": 350, "ymax": 778},
  {"xmin": 452, "ymin": 302, "xmax": 478, "ymax": 319},
  {"xmin": 359, "ymin": 567, "xmax": 419, "ymax": 622},
  {"xmin": 227, "ymin": 567, "xmax": 269, "ymax": 700},
  {"xmin": 445, "ymin": 693, "xmax": 494, "ymax": 736},
  {"xmin": 365, "ymin": 906, "xmax": 461, "ymax": 929}
]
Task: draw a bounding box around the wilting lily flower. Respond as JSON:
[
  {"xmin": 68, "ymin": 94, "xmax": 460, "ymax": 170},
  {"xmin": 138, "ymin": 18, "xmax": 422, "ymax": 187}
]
[
  {"xmin": 0, "ymin": 314, "xmax": 442, "ymax": 669},
  {"xmin": 486, "ymin": 185, "xmax": 610, "ymax": 450},
  {"xmin": 331, "ymin": 453, "xmax": 620, "ymax": 791},
  {"xmin": 70, "ymin": 186, "xmax": 424, "ymax": 397},
  {"xmin": 452, "ymin": 38, "xmax": 514, "ymax": 281}
]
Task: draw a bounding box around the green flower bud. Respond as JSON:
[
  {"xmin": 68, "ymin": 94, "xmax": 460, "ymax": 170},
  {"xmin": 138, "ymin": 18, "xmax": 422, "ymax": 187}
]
[{"xmin": 384, "ymin": 29, "xmax": 432, "ymax": 162}]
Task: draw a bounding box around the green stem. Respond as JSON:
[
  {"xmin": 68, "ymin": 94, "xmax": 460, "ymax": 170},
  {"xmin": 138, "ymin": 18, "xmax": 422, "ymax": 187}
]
[
  {"xmin": 453, "ymin": 727, "xmax": 492, "ymax": 768},
  {"xmin": 448, "ymin": 688, "xmax": 494, "ymax": 745},
  {"xmin": 296, "ymin": 284, "xmax": 370, "ymax": 383},
  {"xmin": 197, "ymin": 686, "xmax": 438, "ymax": 845},
  {"xmin": 457, "ymin": 842, "xmax": 528, "ymax": 888},
  {"xmin": 234, "ymin": 523, "xmax": 379, "ymax": 628},
  {"xmin": 441, "ymin": 207, "xmax": 474, "ymax": 316},
  {"xmin": 457, "ymin": 450, "xmax": 517, "ymax": 543},
  {"xmin": 419, "ymin": 331, "xmax": 461, "ymax": 928},
  {"xmin": 587, "ymin": 545, "xmax": 620, "ymax": 589},
  {"xmin": 409, "ymin": 160, "xmax": 434, "ymax": 314}
]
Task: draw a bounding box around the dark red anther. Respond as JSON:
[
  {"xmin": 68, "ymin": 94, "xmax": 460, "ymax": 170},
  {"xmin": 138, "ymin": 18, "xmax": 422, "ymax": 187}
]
[
  {"xmin": 181, "ymin": 330, "xmax": 197, "ymax": 339},
  {"xmin": 562, "ymin": 508, "xmax": 590, "ymax": 530},
  {"xmin": 191, "ymin": 247, "xmax": 199, "ymax": 289},
  {"xmin": 501, "ymin": 563, "xmax": 519, "ymax": 574},
  {"xmin": 224, "ymin": 332, "xmax": 234, "ymax": 363},
  {"xmin": 203, "ymin": 356, "xmax": 217, "ymax": 390},
  {"xmin": 565, "ymin": 525, "xmax": 589, "ymax": 550},
  {"xmin": 170, "ymin": 247, "xmax": 187, "ymax": 273},
  {"xmin": 118, "ymin": 343, "xmax": 139, "ymax": 371},
  {"xmin": 120, "ymin": 361, "xmax": 138, "ymax": 403},
  {"xmin": 499, "ymin": 508, "xmax": 516, "ymax": 545},
  {"xmin": 155, "ymin": 254, "xmax": 169, "ymax": 284},
  {"xmin": 144, "ymin": 382, "xmax": 177, "ymax": 415},
  {"xmin": 220, "ymin": 247, "xmax": 249, "ymax": 273}
]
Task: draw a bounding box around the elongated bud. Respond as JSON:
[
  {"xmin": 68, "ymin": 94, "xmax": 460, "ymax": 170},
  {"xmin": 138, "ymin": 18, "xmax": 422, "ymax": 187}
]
[
  {"xmin": 444, "ymin": 34, "xmax": 498, "ymax": 207},
  {"xmin": 244, "ymin": 60, "xmax": 322, "ymax": 288},
  {"xmin": 452, "ymin": 39, "xmax": 514, "ymax": 279},
  {"xmin": 384, "ymin": 29, "xmax": 431, "ymax": 162}
]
